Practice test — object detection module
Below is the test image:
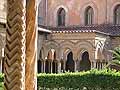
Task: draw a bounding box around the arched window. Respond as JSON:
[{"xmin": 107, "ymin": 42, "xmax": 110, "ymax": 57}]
[
  {"xmin": 85, "ymin": 6, "xmax": 94, "ymax": 25},
  {"xmin": 114, "ymin": 5, "xmax": 120, "ymax": 24},
  {"xmin": 57, "ymin": 8, "xmax": 66, "ymax": 26}
]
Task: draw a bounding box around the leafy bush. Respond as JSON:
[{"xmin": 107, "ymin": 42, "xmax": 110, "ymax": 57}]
[
  {"xmin": 1, "ymin": 70, "xmax": 120, "ymax": 90},
  {"xmin": 37, "ymin": 69, "xmax": 120, "ymax": 90},
  {"xmin": 0, "ymin": 73, "xmax": 3, "ymax": 90}
]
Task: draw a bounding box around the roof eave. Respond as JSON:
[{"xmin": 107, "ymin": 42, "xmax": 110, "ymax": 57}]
[{"xmin": 38, "ymin": 27, "xmax": 51, "ymax": 33}]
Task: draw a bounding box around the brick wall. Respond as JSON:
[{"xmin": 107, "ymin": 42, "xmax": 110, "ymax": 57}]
[{"xmin": 38, "ymin": 0, "xmax": 120, "ymax": 26}]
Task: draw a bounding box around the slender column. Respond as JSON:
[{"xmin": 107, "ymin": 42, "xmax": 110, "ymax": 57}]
[
  {"xmin": 50, "ymin": 62, "xmax": 53, "ymax": 73},
  {"xmin": 91, "ymin": 62, "xmax": 93, "ymax": 69},
  {"xmin": 93, "ymin": 61, "xmax": 96, "ymax": 69},
  {"xmin": 57, "ymin": 61, "xmax": 61, "ymax": 73},
  {"xmin": 4, "ymin": 0, "xmax": 26, "ymax": 90},
  {"xmin": 74, "ymin": 61, "xmax": 77, "ymax": 72},
  {"xmin": 63, "ymin": 61, "xmax": 66, "ymax": 72},
  {"xmin": 25, "ymin": 0, "xmax": 38, "ymax": 89},
  {"xmin": 43, "ymin": 61, "xmax": 45, "ymax": 73},
  {"xmin": 41, "ymin": 61, "xmax": 43, "ymax": 73},
  {"xmin": 99, "ymin": 62, "xmax": 101, "ymax": 70}
]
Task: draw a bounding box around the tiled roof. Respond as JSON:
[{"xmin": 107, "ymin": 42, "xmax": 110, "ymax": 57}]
[{"xmin": 38, "ymin": 24, "xmax": 120, "ymax": 36}]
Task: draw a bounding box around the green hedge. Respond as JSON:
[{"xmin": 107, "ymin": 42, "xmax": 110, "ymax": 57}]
[
  {"xmin": 1, "ymin": 70, "xmax": 120, "ymax": 90},
  {"xmin": 0, "ymin": 73, "xmax": 3, "ymax": 90},
  {"xmin": 37, "ymin": 69, "xmax": 120, "ymax": 90}
]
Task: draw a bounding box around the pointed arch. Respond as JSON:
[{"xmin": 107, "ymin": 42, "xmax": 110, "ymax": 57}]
[
  {"xmin": 57, "ymin": 8, "xmax": 66, "ymax": 26},
  {"xmin": 79, "ymin": 51, "xmax": 91, "ymax": 71},
  {"xmin": 54, "ymin": 5, "xmax": 68, "ymax": 26},
  {"xmin": 85, "ymin": 6, "xmax": 94, "ymax": 25},
  {"xmin": 80, "ymin": 2, "xmax": 98, "ymax": 25},
  {"xmin": 66, "ymin": 52, "xmax": 75, "ymax": 72},
  {"xmin": 114, "ymin": 5, "xmax": 120, "ymax": 24}
]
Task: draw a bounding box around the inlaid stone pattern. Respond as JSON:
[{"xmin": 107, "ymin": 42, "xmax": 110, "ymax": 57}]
[{"xmin": 4, "ymin": 0, "xmax": 26, "ymax": 90}]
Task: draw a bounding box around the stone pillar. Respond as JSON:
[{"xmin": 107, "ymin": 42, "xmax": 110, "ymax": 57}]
[
  {"xmin": 93, "ymin": 61, "xmax": 96, "ymax": 69},
  {"xmin": 4, "ymin": 0, "xmax": 26, "ymax": 90},
  {"xmin": 41, "ymin": 61, "xmax": 43, "ymax": 73},
  {"xmin": 57, "ymin": 61, "xmax": 61, "ymax": 73},
  {"xmin": 50, "ymin": 62, "xmax": 53, "ymax": 73},
  {"xmin": 63, "ymin": 61, "xmax": 66, "ymax": 72},
  {"xmin": 43, "ymin": 61, "xmax": 46, "ymax": 73},
  {"xmin": 25, "ymin": 0, "xmax": 38, "ymax": 90},
  {"xmin": 91, "ymin": 62, "xmax": 93, "ymax": 69},
  {"xmin": 74, "ymin": 60, "xmax": 77, "ymax": 72}
]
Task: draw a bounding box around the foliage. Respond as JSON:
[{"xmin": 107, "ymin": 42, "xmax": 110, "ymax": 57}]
[
  {"xmin": 37, "ymin": 69, "xmax": 120, "ymax": 90},
  {"xmin": 111, "ymin": 46, "xmax": 120, "ymax": 66},
  {"xmin": 106, "ymin": 46, "xmax": 120, "ymax": 70},
  {"xmin": 0, "ymin": 70, "xmax": 120, "ymax": 90},
  {"xmin": 0, "ymin": 73, "xmax": 3, "ymax": 90}
]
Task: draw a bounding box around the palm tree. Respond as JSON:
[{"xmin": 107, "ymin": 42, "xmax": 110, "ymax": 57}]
[
  {"xmin": 111, "ymin": 47, "xmax": 120, "ymax": 65},
  {"xmin": 107, "ymin": 46, "xmax": 120, "ymax": 70}
]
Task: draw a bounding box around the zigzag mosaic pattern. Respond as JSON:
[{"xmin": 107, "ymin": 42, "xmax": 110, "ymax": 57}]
[{"xmin": 4, "ymin": 0, "xmax": 26, "ymax": 90}]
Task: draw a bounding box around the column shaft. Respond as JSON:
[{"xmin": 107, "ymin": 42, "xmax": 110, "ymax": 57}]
[
  {"xmin": 25, "ymin": 0, "xmax": 38, "ymax": 89},
  {"xmin": 4, "ymin": 0, "xmax": 26, "ymax": 90}
]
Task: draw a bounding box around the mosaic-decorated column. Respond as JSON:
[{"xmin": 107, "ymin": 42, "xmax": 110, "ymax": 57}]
[{"xmin": 4, "ymin": 0, "xmax": 26, "ymax": 89}]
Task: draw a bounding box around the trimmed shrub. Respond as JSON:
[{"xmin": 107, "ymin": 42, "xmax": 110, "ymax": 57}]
[
  {"xmin": 37, "ymin": 69, "xmax": 120, "ymax": 90},
  {"xmin": 0, "ymin": 73, "xmax": 3, "ymax": 90}
]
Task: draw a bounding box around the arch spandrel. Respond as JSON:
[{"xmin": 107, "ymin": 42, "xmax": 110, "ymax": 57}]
[
  {"xmin": 59, "ymin": 41, "xmax": 75, "ymax": 60},
  {"xmin": 44, "ymin": 41, "xmax": 59, "ymax": 61}
]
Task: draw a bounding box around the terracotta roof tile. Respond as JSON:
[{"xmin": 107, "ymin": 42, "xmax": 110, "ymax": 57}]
[{"xmin": 38, "ymin": 24, "xmax": 120, "ymax": 36}]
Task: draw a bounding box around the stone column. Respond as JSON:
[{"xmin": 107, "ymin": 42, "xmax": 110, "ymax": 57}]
[
  {"xmin": 41, "ymin": 61, "xmax": 43, "ymax": 73},
  {"xmin": 57, "ymin": 61, "xmax": 61, "ymax": 73},
  {"xmin": 4, "ymin": 0, "xmax": 26, "ymax": 90},
  {"xmin": 74, "ymin": 60, "xmax": 77, "ymax": 72},
  {"xmin": 25, "ymin": 0, "xmax": 38, "ymax": 90},
  {"xmin": 63, "ymin": 61, "xmax": 66, "ymax": 72},
  {"xmin": 95, "ymin": 62, "xmax": 97, "ymax": 69},
  {"xmin": 50, "ymin": 62, "xmax": 53, "ymax": 73},
  {"xmin": 91, "ymin": 62, "xmax": 93, "ymax": 69},
  {"xmin": 93, "ymin": 61, "xmax": 96, "ymax": 69},
  {"xmin": 43, "ymin": 61, "xmax": 46, "ymax": 73}
]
